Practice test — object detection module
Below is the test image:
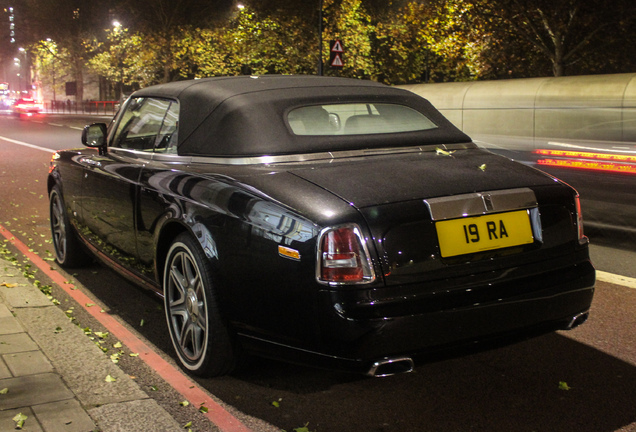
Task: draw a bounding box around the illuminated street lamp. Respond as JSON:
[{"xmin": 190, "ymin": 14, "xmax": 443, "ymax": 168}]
[{"xmin": 236, "ymin": 4, "xmax": 250, "ymax": 74}]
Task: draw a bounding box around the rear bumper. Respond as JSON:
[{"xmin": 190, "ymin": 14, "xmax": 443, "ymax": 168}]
[{"xmin": 239, "ymin": 255, "xmax": 595, "ymax": 374}]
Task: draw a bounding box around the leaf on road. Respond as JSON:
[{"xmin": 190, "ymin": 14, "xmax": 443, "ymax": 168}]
[
  {"xmin": 558, "ymin": 381, "xmax": 571, "ymax": 391},
  {"xmin": 94, "ymin": 331, "xmax": 109, "ymax": 339},
  {"xmin": 180, "ymin": 400, "xmax": 190, "ymax": 407},
  {"xmin": 199, "ymin": 405, "xmax": 209, "ymax": 413},
  {"xmin": 0, "ymin": 282, "xmax": 18, "ymax": 288},
  {"xmin": 0, "ymin": 387, "xmax": 8, "ymax": 394},
  {"xmin": 113, "ymin": 341, "xmax": 122, "ymax": 348},
  {"xmin": 293, "ymin": 423, "xmax": 312, "ymax": 432}
]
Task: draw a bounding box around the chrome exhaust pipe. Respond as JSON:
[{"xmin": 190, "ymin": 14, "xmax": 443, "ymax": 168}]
[
  {"xmin": 565, "ymin": 311, "xmax": 589, "ymax": 330},
  {"xmin": 367, "ymin": 357, "xmax": 414, "ymax": 377}
]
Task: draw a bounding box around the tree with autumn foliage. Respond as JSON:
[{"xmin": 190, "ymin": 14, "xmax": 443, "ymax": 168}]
[
  {"xmin": 85, "ymin": 26, "xmax": 156, "ymax": 99},
  {"xmin": 31, "ymin": 40, "xmax": 73, "ymax": 101},
  {"xmin": 467, "ymin": 0, "xmax": 636, "ymax": 77},
  {"xmin": 16, "ymin": 0, "xmax": 636, "ymax": 100}
]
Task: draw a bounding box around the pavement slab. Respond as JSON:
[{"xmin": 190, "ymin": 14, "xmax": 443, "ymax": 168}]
[
  {"xmin": 0, "ymin": 407, "xmax": 43, "ymax": 432},
  {"xmin": 0, "ymin": 332, "xmax": 39, "ymax": 354},
  {"xmin": 32, "ymin": 399, "xmax": 97, "ymax": 432},
  {"xmin": 14, "ymin": 303, "xmax": 149, "ymax": 408},
  {"xmin": 3, "ymin": 350, "xmax": 54, "ymax": 376},
  {"xmin": 0, "ymin": 373, "xmax": 75, "ymax": 410}
]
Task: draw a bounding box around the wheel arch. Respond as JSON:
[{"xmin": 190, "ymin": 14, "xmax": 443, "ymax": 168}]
[
  {"xmin": 47, "ymin": 172, "xmax": 60, "ymax": 195},
  {"xmin": 154, "ymin": 220, "xmax": 189, "ymax": 284}
]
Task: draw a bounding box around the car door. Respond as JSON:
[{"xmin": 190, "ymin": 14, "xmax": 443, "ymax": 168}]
[{"xmin": 79, "ymin": 97, "xmax": 177, "ymax": 274}]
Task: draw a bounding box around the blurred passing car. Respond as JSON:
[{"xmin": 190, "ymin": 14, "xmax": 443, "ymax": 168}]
[
  {"xmin": 13, "ymin": 97, "xmax": 43, "ymax": 116},
  {"xmin": 47, "ymin": 76, "xmax": 595, "ymax": 377}
]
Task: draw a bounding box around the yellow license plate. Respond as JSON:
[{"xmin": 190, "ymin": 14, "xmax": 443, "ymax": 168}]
[{"xmin": 436, "ymin": 210, "xmax": 534, "ymax": 258}]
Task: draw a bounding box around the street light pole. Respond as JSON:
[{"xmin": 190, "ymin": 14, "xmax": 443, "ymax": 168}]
[
  {"xmin": 18, "ymin": 48, "xmax": 27, "ymax": 94},
  {"xmin": 318, "ymin": 0, "xmax": 323, "ymax": 76}
]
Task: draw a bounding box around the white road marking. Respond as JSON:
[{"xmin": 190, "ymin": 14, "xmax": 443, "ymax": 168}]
[
  {"xmin": 0, "ymin": 135, "xmax": 54, "ymax": 153},
  {"xmin": 596, "ymin": 271, "xmax": 636, "ymax": 289}
]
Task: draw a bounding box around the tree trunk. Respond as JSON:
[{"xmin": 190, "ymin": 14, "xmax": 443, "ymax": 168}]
[{"xmin": 551, "ymin": 30, "xmax": 565, "ymax": 77}]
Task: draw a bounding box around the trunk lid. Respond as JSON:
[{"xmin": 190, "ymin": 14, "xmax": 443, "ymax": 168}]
[{"xmin": 290, "ymin": 147, "xmax": 579, "ymax": 286}]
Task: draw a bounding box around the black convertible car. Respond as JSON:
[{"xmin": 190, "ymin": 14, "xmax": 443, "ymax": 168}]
[{"xmin": 48, "ymin": 75, "xmax": 595, "ymax": 377}]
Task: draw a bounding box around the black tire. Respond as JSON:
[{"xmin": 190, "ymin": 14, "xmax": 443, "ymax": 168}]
[
  {"xmin": 163, "ymin": 233, "xmax": 236, "ymax": 377},
  {"xmin": 49, "ymin": 185, "xmax": 91, "ymax": 268}
]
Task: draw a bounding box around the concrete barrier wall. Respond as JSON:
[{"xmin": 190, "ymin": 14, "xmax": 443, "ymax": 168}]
[{"xmin": 399, "ymin": 73, "xmax": 636, "ymax": 143}]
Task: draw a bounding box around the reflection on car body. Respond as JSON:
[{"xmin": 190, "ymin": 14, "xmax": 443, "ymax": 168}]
[{"xmin": 48, "ymin": 75, "xmax": 595, "ymax": 378}]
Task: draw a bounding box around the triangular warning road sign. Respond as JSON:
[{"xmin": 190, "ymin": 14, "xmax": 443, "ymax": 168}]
[
  {"xmin": 331, "ymin": 53, "xmax": 344, "ymax": 67},
  {"xmin": 331, "ymin": 40, "xmax": 344, "ymax": 53}
]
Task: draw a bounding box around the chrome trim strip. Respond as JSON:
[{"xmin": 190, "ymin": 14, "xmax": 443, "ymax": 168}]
[
  {"xmin": 367, "ymin": 357, "xmax": 415, "ymax": 377},
  {"xmin": 145, "ymin": 142, "xmax": 475, "ymax": 166},
  {"xmin": 424, "ymin": 188, "xmax": 538, "ymax": 221}
]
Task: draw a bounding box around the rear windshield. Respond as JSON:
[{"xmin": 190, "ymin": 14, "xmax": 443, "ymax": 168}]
[{"xmin": 288, "ymin": 103, "xmax": 438, "ymax": 136}]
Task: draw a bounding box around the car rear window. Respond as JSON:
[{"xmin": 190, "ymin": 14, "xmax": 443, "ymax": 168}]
[{"xmin": 288, "ymin": 103, "xmax": 438, "ymax": 136}]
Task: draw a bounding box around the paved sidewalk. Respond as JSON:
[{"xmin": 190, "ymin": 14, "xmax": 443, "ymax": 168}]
[{"xmin": 0, "ymin": 258, "xmax": 184, "ymax": 432}]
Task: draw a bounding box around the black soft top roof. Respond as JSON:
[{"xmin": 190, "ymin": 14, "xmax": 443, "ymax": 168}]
[{"xmin": 131, "ymin": 75, "xmax": 471, "ymax": 157}]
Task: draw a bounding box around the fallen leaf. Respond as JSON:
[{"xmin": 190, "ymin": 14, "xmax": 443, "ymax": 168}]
[
  {"xmin": 558, "ymin": 381, "xmax": 571, "ymax": 391},
  {"xmin": 105, "ymin": 375, "xmax": 117, "ymax": 383},
  {"xmin": 199, "ymin": 405, "xmax": 209, "ymax": 413},
  {"xmin": 0, "ymin": 387, "xmax": 8, "ymax": 394},
  {"xmin": 13, "ymin": 412, "xmax": 27, "ymax": 429},
  {"xmin": 435, "ymin": 147, "xmax": 455, "ymax": 157},
  {"xmin": 0, "ymin": 282, "xmax": 18, "ymax": 288},
  {"xmin": 180, "ymin": 400, "xmax": 190, "ymax": 407},
  {"xmin": 113, "ymin": 341, "xmax": 122, "ymax": 348}
]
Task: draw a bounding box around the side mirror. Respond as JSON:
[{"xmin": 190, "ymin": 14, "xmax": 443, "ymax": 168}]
[{"xmin": 82, "ymin": 123, "xmax": 108, "ymax": 148}]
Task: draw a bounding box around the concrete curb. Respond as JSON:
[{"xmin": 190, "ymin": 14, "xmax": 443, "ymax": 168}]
[{"xmin": 0, "ymin": 258, "xmax": 183, "ymax": 431}]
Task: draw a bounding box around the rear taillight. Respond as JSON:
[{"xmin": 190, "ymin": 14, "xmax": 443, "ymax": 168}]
[
  {"xmin": 575, "ymin": 193, "xmax": 586, "ymax": 244},
  {"xmin": 317, "ymin": 224, "xmax": 375, "ymax": 285}
]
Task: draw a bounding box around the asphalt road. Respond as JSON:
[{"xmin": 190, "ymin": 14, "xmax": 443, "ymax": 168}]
[{"xmin": 0, "ymin": 114, "xmax": 634, "ymax": 432}]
